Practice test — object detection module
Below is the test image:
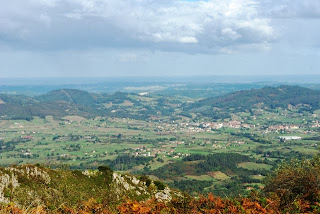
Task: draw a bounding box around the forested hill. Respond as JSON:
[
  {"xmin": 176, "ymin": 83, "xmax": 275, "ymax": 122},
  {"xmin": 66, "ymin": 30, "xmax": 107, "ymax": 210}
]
[
  {"xmin": 36, "ymin": 89, "xmax": 97, "ymax": 106},
  {"xmin": 187, "ymin": 85, "xmax": 320, "ymax": 113},
  {"xmin": 0, "ymin": 90, "xmax": 135, "ymax": 120}
]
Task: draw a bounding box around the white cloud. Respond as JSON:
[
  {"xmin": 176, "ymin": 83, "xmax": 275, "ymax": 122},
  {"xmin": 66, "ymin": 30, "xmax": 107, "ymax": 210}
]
[
  {"xmin": 179, "ymin": 37, "xmax": 198, "ymax": 44},
  {"xmin": 3, "ymin": 0, "xmax": 312, "ymax": 54},
  {"xmin": 221, "ymin": 28, "xmax": 242, "ymax": 40}
]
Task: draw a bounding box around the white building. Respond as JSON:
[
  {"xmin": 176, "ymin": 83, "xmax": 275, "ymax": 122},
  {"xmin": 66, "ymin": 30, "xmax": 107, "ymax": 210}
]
[{"xmin": 279, "ymin": 136, "xmax": 302, "ymax": 141}]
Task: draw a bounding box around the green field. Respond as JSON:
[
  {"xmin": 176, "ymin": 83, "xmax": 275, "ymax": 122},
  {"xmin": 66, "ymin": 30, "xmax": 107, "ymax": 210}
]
[{"xmin": 1, "ymin": 86, "xmax": 320, "ymax": 196}]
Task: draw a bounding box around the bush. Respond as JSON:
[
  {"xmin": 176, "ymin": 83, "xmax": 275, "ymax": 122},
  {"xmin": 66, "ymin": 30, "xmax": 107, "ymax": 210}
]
[
  {"xmin": 264, "ymin": 155, "xmax": 320, "ymax": 211},
  {"xmin": 98, "ymin": 165, "xmax": 113, "ymax": 184},
  {"xmin": 154, "ymin": 180, "xmax": 166, "ymax": 190}
]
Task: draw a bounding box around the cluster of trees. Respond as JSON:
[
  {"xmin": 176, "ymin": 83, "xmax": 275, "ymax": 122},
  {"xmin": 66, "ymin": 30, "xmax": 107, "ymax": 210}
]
[
  {"xmin": 231, "ymin": 133, "xmax": 272, "ymax": 144},
  {"xmin": 183, "ymin": 153, "xmax": 251, "ymax": 174},
  {"xmin": 0, "ymin": 138, "xmax": 30, "ymax": 152},
  {"xmin": 103, "ymin": 154, "xmax": 152, "ymax": 171}
]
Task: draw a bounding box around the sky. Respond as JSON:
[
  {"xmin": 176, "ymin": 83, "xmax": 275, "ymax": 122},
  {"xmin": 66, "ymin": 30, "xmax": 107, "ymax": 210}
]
[{"xmin": 0, "ymin": 0, "xmax": 320, "ymax": 78}]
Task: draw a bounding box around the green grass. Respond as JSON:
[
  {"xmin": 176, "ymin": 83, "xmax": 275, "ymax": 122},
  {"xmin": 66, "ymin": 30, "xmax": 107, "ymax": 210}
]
[
  {"xmin": 185, "ymin": 175, "xmax": 213, "ymax": 181},
  {"xmin": 252, "ymin": 175, "xmax": 265, "ymax": 180},
  {"xmin": 208, "ymin": 171, "xmax": 230, "ymax": 181}
]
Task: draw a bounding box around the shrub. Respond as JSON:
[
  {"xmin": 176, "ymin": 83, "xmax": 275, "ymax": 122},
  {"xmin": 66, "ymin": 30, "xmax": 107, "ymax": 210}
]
[
  {"xmin": 154, "ymin": 180, "xmax": 166, "ymax": 190},
  {"xmin": 264, "ymin": 155, "xmax": 320, "ymax": 211}
]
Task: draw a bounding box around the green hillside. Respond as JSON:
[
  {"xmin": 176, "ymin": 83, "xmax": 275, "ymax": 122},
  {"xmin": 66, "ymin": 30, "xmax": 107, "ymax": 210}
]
[
  {"xmin": 187, "ymin": 85, "xmax": 320, "ymax": 118},
  {"xmin": 0, "ymin": 164, "xmax": 176, "ymax": 211}
]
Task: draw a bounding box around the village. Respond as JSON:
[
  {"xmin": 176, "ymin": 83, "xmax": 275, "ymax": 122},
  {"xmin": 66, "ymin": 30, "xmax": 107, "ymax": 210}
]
[{"xmin": 0, "ymin": 104, "xmax": 319, "ymax": 169}]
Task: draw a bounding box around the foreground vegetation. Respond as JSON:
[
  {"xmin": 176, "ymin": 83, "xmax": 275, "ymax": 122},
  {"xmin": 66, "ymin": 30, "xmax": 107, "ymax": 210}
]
[{"xmin": 0, "ymin": 154, "xmax": 320, "ymax": 213}]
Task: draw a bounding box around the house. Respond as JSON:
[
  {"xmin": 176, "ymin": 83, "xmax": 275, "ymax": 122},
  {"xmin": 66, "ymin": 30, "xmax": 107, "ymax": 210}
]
[
  {"xmin": 200, "ymin": 122, "xmax": 211, "ymax": 128},
  {"xmin": 22, "ymin": 135, "xmax": 32, "ymax": 140}
]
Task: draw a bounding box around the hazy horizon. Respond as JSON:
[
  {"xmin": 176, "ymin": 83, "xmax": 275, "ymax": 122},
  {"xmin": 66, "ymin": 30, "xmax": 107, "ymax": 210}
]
[{"xmin": 1, "ymin": 74, "xmax": 320, "ymax": 85}]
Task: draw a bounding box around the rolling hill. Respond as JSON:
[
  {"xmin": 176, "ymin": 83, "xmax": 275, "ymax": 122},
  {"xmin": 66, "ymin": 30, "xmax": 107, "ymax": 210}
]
[
  {"xmin": 2, "ymin": 85, "xmax": 320, "ymax": 121},
  {"xmin": 36, "ymin": 89, "xmax": 97, "ymax": 106},
  {"xmin": 0, "ymin": 89, "xmax": 109, "ymax": 120},
  {"xmin": 0, "ymin": 89, "xmax": 167, "ymax": 120},
  {"xmin": 187, "ymin": 85, "xmax": 320, "ymax": 118}
]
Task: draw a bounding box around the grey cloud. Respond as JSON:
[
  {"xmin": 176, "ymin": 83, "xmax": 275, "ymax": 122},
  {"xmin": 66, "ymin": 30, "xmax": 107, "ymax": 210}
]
[{"xmin": 0, "ymin": 0, "xmax": 280, "ymax": 53}]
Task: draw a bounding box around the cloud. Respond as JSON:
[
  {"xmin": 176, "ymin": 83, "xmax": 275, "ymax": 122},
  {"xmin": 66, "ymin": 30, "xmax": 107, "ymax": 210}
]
[{"xmin": 2, "ymin": 0, "xmax": 311, "ymax": 54}]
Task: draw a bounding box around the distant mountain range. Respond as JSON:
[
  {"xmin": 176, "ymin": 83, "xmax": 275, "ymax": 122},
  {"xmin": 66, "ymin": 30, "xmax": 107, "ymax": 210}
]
[{"xmin": 1, "ymin": 85, "xmax": 320, "ymax": 120}]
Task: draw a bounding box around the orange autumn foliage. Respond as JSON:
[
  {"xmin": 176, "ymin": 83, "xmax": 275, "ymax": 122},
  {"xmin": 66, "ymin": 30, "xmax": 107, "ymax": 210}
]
[{"xmin": 0, "ymin": 193, "xmax": 318, "ymax": 213}]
